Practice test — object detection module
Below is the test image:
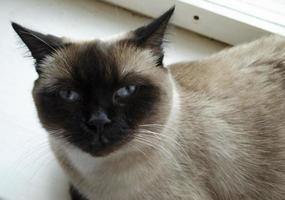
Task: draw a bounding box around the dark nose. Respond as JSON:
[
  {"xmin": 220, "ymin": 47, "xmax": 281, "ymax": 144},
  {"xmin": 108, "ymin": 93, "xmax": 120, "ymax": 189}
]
[{"xmin": 86, "ymin": 111, "xmax": 111, "ymax": 132}]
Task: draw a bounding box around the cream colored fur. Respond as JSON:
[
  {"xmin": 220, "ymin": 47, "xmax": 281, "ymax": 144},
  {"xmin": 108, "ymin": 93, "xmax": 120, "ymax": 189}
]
[{"xmin": 51, "ymin": 35, "xmax": 285, "ymax": 200}]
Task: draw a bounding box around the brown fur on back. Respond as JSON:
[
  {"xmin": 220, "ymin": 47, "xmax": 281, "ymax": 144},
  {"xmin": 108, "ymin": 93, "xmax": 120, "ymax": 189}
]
[{"xmin": 170, "ymin": 35, "xmax": 285, "ymax": 200}]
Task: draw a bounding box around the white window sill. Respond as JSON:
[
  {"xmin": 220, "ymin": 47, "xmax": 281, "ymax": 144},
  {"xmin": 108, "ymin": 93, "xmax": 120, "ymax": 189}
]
[{"xmin": 103, "ymin": 0, "xmax": 285, "ymax": 45}]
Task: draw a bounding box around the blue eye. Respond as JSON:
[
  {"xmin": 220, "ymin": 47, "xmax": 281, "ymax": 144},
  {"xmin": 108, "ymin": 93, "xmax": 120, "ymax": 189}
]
[
  {"xmin": 113, "ymin": 85, "xmax": 137, "ymax": 103},
  {"xmin": 59, "ymin": 90, "xmax": 80, "ymax": 102}
]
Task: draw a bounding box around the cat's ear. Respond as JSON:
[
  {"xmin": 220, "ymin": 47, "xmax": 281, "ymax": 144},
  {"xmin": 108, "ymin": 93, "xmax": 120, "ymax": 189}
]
[
  {"xmin": 131, "ymin": 7, "xmax": 175, "ymax": 66},
  {"xmin": 11, "ymin": 22, "xmax": 65, "ymax": 66}
]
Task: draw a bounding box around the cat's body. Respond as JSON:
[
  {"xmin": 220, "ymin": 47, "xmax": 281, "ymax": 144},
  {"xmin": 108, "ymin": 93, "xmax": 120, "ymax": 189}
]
[
  {"xmin": 12, "ymin": 7, "xmax": 285, "ymax": 200},
  {"xmin": 49, "ymin": 35, "xmax": 285, "ymax": 200},
  {"xmin": 170, "ymin": 35, "xmax": 285, "ymax": 199}
]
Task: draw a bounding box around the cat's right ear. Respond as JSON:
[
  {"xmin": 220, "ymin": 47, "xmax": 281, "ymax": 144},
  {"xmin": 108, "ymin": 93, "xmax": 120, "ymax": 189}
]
[
  {"xmin": 11, "ymin": 22, "xmax": 65, "ymax": 73},
  {"xmin": 130, "ymin": 7, "xmax": 175, "ymax": 67}
]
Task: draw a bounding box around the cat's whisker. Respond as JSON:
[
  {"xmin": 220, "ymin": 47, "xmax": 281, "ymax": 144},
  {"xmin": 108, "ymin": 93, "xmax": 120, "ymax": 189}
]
[
  {"xmin": 128, "ymin": 142, "xmax": 149, "ymax": 159},
  {"xmin": 139, "ymin": 123, "xmax": 180, "ymax": 133},
  {"xmin": 133, "ymin": 135, "xmax": 185, "ymax": 172},
  {"xmin": 136, "ymin": 128, "xmax": 193, "ymax": 164}
]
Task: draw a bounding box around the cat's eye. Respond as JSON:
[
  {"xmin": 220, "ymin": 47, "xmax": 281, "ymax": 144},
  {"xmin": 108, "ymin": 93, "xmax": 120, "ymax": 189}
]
[
  {"xmin": 113, "ymin": 85, "xmax": 137, "ymax": 103},
  {"xmin": 59, "ymin": 90, "xmax": 80, "ymax": 102}
]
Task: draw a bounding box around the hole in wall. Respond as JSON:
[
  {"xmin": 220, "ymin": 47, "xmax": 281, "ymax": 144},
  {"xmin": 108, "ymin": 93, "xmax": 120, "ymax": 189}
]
[{"xmin": 193, "ymin": 15, "xmax": 200, "ymax": 20}]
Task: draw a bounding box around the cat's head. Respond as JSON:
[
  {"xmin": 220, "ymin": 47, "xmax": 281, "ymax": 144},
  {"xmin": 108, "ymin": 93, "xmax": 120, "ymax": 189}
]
[{"xmin": 12, "ymin": 7, "xmax": 175, "ymax": 156}]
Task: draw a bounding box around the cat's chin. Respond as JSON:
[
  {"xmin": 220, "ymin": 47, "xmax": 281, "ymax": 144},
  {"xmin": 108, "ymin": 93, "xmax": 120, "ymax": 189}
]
[{"xmin": 77, "ymin": 137, "xmax": 131, "ymax": 157}]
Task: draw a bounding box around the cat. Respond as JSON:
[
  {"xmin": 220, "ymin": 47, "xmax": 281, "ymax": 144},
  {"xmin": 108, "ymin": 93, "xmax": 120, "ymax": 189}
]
[{"xmin": 12, "ymin": 6, "xmax": 285, "ymax": 200}]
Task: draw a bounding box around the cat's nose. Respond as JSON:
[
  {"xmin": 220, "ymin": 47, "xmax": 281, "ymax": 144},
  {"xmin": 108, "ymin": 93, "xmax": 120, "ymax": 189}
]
[{"xmin": 86, "ymin": 111, "xmax": 111, "ymax": 132}]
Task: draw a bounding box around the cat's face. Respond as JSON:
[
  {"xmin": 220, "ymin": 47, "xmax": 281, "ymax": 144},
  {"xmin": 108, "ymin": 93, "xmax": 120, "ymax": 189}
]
[
  {"xmin": 12, "ymin": 8, "xmax": 175, "ymax": 156},
  {"xmin": 32, "ymin": 41, "xmax": 172, "ymax": 156}
]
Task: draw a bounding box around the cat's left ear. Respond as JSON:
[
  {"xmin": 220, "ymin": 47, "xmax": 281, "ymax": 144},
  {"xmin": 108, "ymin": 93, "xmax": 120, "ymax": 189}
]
[
  {"xmin": 11, "ymin": 22, "xmax": 65, "ymax": 70},
  {"xmin": 131, "ymin": 6, "xmax": 175, "ymax": 66}
]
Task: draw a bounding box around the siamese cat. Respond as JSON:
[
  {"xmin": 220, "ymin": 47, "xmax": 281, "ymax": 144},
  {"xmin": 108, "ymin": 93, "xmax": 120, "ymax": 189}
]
[{"xmin": 12, "ymin": 7, "xmax": 285, "ymax": 200}]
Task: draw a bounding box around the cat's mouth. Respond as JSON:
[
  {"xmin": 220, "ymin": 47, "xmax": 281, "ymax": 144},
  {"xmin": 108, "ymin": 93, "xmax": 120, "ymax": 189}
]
[{"xmin": 66, "ymin": 123, "xmax": 133, "ymax": 157}]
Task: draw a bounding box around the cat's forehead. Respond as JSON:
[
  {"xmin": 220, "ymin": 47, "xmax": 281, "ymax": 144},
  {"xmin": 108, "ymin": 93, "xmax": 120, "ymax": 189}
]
[{"xmin": 39, "ymin": 40, "xmax": 161, "ymax": 87}]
